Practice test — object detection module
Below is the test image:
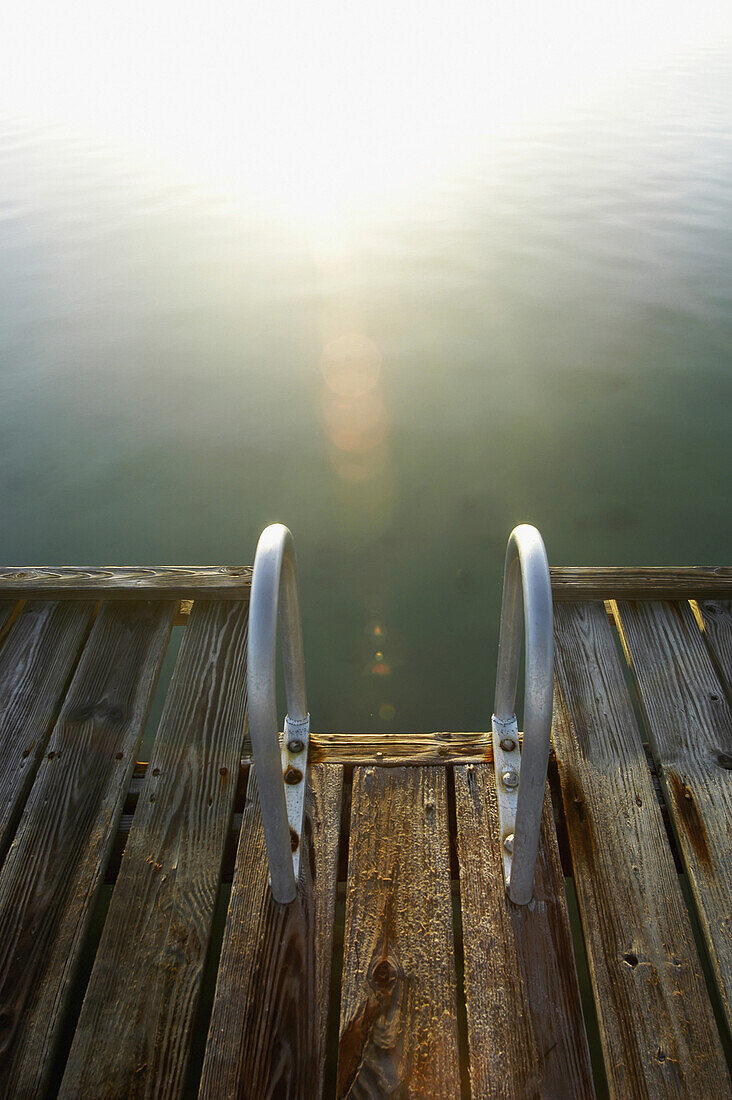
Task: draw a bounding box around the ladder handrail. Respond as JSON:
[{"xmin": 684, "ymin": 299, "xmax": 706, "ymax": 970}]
[
  {"xmin": 248, "ymin": 523, "xmax": 309, "ymax": 903},
  {"xmin": 493, "ymin": 524, "xmax": 554, "ymax": 905}
]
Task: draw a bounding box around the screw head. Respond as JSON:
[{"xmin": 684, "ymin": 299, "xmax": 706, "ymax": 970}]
[
  {"xmin": 499, "ymin": 737, "xmax": 516, "ymax": 752},
  {"xmin": 283, "ymin": 766, "xmax": 303, "ymax": 785},
  {"xmin": 287, "ymin": 739, "xmax": 305, "ymax": 754},
  {"xmin": 501, "ymin": 767, "xmax": 519, "ymax": 790},
  {"xmin": 503, "ymin": 833, "xmax": 514, "ymax": 854}
]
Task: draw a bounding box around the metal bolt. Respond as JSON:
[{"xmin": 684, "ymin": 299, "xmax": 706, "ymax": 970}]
[
  {"xmin": 283, "ymin": 766, "xmax": 303, "ymax": 785},
  {"xmin": 287, "ymin": 739, "xmax": 305, "ymax": 754},
  {"xmin": 503, "ymin": 833, "xmax": 514, "ymax": 854},
  {"xmin": 501, "ymin": 767, "xmax": 519, "ymax": 790},
  {"xmin": 500, "ymin": 737, "xmax": 516, "ymax": 752}
]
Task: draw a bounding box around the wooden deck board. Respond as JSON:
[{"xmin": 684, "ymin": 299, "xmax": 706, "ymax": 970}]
[
  {"xmin": 454, "ymin": 766, "xmax": 594, "ymax": 1099},
  {"xmin": 337, "ymin": 766, "xmax": 460, "ymax": 1099},
  {"xmin": 0, "ymin": 565, "xmax": 252, "ymax": 599},
  {"xmin": 0, "ymin": 600, "xmax": 174, "ymax": 1097},
  {"xmin": 199, "ymin": 764, "xmax": 342, "ymax": 1099},
  {"xmin": 614, "ymin": 599, "xmax": 732, "ymax": 1031},
  {"xmin": 0, "ymin": 565, "xmax": 727, "ymax": 1097},
  {"xmin": 309, "ymin": 730, "xmax": 496, "ymax": 768},
  {"xmin": 550, "ymin": 566, "xmax": 732, "ymax": 601},
  {"xmin": 0, "ymin": 600, "xmax": 96, "ymax": 864},
  {"xmin": 553, "ymin": 601, "xmax": 730, "ymax": 1099},
  {"xmin": 59, "ymin": 600, "xmax": 250, "ymax": 1100}
]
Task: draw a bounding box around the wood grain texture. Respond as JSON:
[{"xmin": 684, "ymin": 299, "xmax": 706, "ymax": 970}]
[
  {"xmin": 59, "ymin": 600, "xmax": 250, "ymax": 1100},
  {"xmin": 337, "ymin": 766, "xmax": 460, "ymax": 1099},
  {"xmin": 0, "ymin": 600, "xmax": 95, "ymax": 864},
  {"xmin": 454, "ymin": 766, "xmax": 594, "ymax": 1099},
  {"xmin": 199, "ymin": 764, "xmax": 342, "ymax": 1100},
  {"xmin": 309, "ymin": 730, "xmax": 498, "ymax": 768},
  {"xmin": 698, "ymin": 599, "xmax": 732, "ymax": 699},
  {"xmin": 135, "ymin": 731, "xmax": 504, "ymax": 776},
  {"xmin": 553, "ymin": 601, "xmax": 730, "ymax": 1099},
  {"xmin": 0, "ymin": 565, "xmax": 251, "ymax": 599},
  {"xmin": 0, "ymin": 600, "xmax": 174, "ymax": 1098},
  {"xmin": 614, "ymin": 599, "xmax": 732, "ymax": 1029},
  {"xmin": 551, "ymin": 566, "xmax": 732, "ymax": 600}
]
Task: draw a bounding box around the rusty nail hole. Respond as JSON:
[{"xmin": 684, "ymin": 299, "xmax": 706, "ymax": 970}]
[
  {"xmin": 115, "ymin": 752, "xmax": 124, "ymax": 760},
  {"xmin": 152, "ymin": 767, "xmax": 160, "ymax": 777},
  {"xmin": 219, "ymin": 767, "xmax": 228, "ymax": 776},
  {"xmin": 672, "ymin": 955, "xmax": 681, "ymax": 967},
  {"xmin": 623, "ymin": 952, "xmax": 638, "ymax": 968},
  {"xmin": 635, "ymin": 795, "xmax": 642, "ymax": 807},
  {"xmin": 290, "ymin": 828, "xmax": 299, "ymax": 851},
  {"xmin": 372, "ymin": 959, "xmax": 396, "ymax": 987},
  {"xmin": 47, "ymin": 752, "xmax": 55, "ymax": 760},
  {"xmin": 710, "ymin": 693, "xmax": 720, "ymax": 702},
  {"xmin": 656, "ymin": 1048, "xmax": 667, "ymax": 1063},
  {"xmin": 284, "ymin": 766, "xmax": 303, "ymax": 785},
  {"xmin": 21, "ymin": 749, "xmax": 30, "ymax": 759}
]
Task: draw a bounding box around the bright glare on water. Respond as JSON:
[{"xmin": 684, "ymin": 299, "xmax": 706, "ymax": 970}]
[{"xmin": 1, "ymin": 2, "xmax": 731, "ymax": 730}]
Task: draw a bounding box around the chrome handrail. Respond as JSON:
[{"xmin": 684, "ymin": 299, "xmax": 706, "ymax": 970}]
[
  {"xmin": 492, "ymin": 524, "xmax": 554, "ymax": 905},
  {"xmin": 248, "ymin": 523, "xmax": 309, "ymax": 903}
]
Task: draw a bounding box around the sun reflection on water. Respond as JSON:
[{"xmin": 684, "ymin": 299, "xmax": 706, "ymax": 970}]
[{"xmin": 2, "ymin": 0, "xmax": 730, "ymax": 239}]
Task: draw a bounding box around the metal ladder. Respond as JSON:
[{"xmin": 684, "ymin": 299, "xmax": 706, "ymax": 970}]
[{"xmin": 248, "ymin": 522, "xmax": 553, "ymax": 905}]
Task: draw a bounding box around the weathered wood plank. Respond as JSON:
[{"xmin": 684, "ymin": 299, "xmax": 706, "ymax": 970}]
[
  {"xmin": 309, "ymin": 730, "xmax": 497, "ymax": 768},
  {"xmin": 553, "ymin": 601, "xmax": 730, "ymax": 1099},
  {"xmin": 697, "ymin": 599, "xmax": 732, "ymax": 700},
  {"xmin": 59, "ymin": 600, "xmax": 250, "ymax": 1100},
  {"xmin": 454, "ymin": 765, "xmax": 594, "ymax": 1099},
  {"xmin": 551, "ymin": 566, "xmax": 732, "ymax": 601},
  {"xmin": 0, "ymin": 565, "xmax": 251, "ymax": 599},
  {"xmin": 337, "ymin": 766, "xmax": 460, "ymax": 1098},
  {"xmin": 0, "ymin": 600, "xmax": 174, "ymax": 1097},
  {"xmin": 0, "ymin": 600, "xmax": 95, "ymax": 863},
  {"xmin": 614, "ymin": 599, "xmax": 732, "ymax": 1030},
  {"xmin": 199, "ymin": 764, "xmax": 342, "ymax": 1099},
  {"xmin": 1, "ymin": 565, "xmax": 730, "ymax": 602}
]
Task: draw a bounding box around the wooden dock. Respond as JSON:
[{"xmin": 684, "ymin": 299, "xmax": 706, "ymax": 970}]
[{"xmin": 0, "ymin": 566, "xmax": 730, "ymax": 1097}]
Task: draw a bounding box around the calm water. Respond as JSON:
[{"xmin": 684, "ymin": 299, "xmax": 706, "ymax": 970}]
[{"xmin": 1, "ymin": 46, "xmax": 731, "ymax": 732}]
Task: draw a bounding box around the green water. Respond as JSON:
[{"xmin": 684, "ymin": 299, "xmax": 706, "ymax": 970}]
[{"xmin": 1, "ymin": 47, "xmax": 731, "ymax": 733}]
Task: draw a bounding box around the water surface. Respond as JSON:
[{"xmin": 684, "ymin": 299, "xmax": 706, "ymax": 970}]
[{"xmin": 1, "ymin": 40, "xmax": 731, "ymax": 732}]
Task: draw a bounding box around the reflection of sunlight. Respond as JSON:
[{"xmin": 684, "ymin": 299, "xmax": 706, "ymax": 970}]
[
  {"xmin": 2, "ymin": 0, "xmax": 731, "ymax": 235},
  {"xmin": 321, "ymin": 335, "xmax": 382, "ymax": 398}
]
